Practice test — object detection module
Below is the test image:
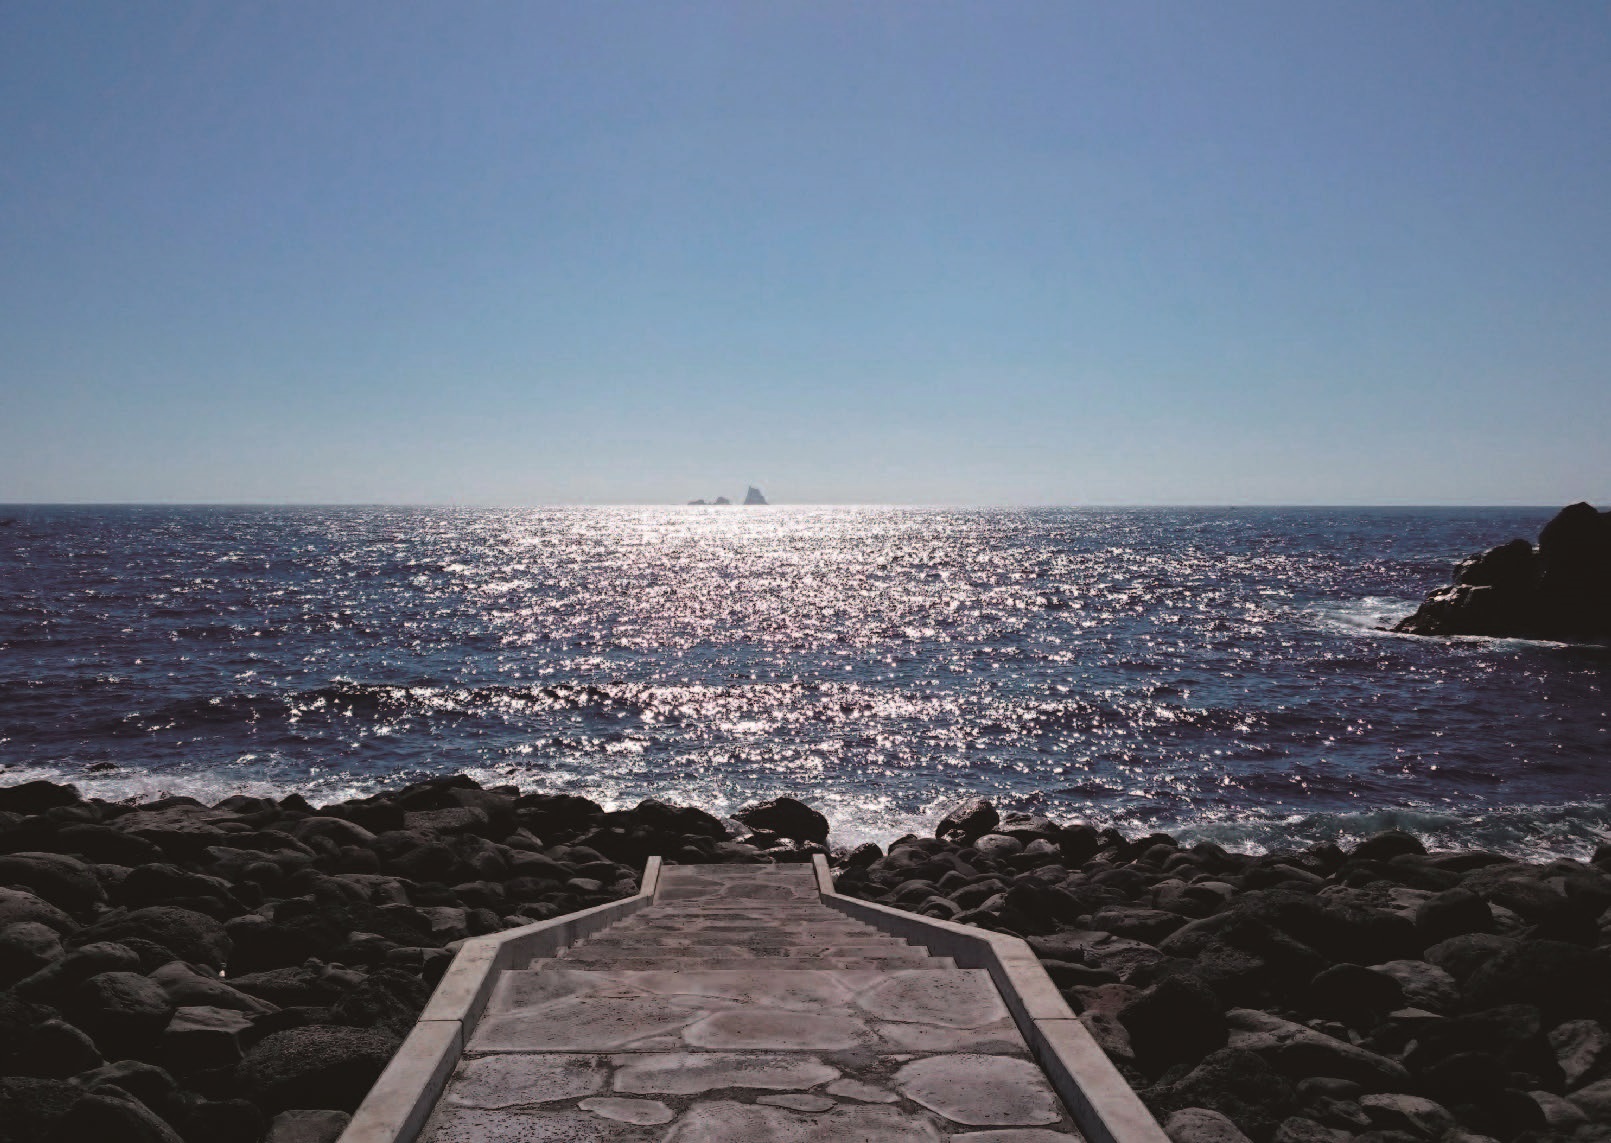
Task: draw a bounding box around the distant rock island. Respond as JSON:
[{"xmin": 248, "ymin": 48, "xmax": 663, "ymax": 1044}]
[
  {"xmin": 687, "ymin": 486, "xmax": 767, "ymax": 506},
  {"xmin": 1394, "ymin": 501, "xmax": 1611, "ymax": 640}
]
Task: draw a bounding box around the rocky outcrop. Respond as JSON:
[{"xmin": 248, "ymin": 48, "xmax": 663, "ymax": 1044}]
[
  {"xmin": 1394, "ymin": 502, "xmax": 1611, "ymax": 639},
  {"xmin": 835, "ymin": 804, "xmax": 1611, "ymax": 1143},
  {"xmin": 7, "ymin": 773, "xmax": 1611, "ymax": 1143},
  {"xmin": 0, "ymin": 776, "xmax": 830, "ymax": 1141}
]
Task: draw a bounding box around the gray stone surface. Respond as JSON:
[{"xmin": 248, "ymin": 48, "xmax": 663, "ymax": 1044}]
[
  {"xmin": 578, "ymin": 1097, "xmax": 675, "ymax": 1125},
  {"xmin": 828, "ymin": 1077, "xmax": 900, "ymax": 1103},
  {"xmin": 420, "ymin": 865, "xmax": 1085, "ymax": 1143},
  {"xmin": 756, "ymin": 1093, "xmax": 837, "ymax": 1111},
  {"xmin": 663, "ymin": 1100, "xmax": 943, "ymax": 1142},
  {"xmin": 265, "ymin": 1109, "xmax": 351, "ymax": 1143},
  {"xmin": 1165, "ymin": 1109, "xmax": 1253, "ymax": 1143},
  {"xmin": 429, "ymin": 1107, "xmax": 660, "ymax": 1142},
  {"xmin": 612, "ymin": 1053, "xmax": 840, "ymax": 1094},
  {"xmin": 444, "ymin": 1055, "xmax": 606, "ymax": 1107},
  {"xmin": 894, "ymin": 1055, "xmax": 1062, "ymax": 1127}
]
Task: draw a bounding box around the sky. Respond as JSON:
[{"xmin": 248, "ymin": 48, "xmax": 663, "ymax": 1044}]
[{"xmin": 2, "ymin": 3, "xmax": 1608, "ymax": 506}]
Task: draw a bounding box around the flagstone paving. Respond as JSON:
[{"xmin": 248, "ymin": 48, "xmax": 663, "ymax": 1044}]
[{"xmin": 421, "ymin": 863, "xmax": 1086, "ymax": 1142}]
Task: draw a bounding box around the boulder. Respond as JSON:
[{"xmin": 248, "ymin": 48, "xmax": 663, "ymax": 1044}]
[
  {"xmin": 1275, "ymin": 1035, "xmax": 1412, "ymax": 1092},
  {"xmin": 226, "ymin": 966, "xmax": 345, "ymax": 1007},
  {"xmin": 288, "ymin": 817, "xmax": 377, "ymax": 848},
  {"xmin": 148, "ymin": 960, "xmax": 277, "ymax": 1014},
  {"xmin": 1165, "ymin": 1108, "xmax": 1255, "ymax": 1143},
  {"xmin": 11, "ymin": 941, "xmax": 142, "ymax": 1000},
  {"xmin": 74, "ymin": 1060, "xmax": 177, "ymax": 1108},
  {"xmin": 935, "ymin": 799, "xmax": 999, "ymax": 842},
  {"xmin": 1538, "ymin": 502, "xmax": 1611, "ymax": 594},
  {"xmin": 0, "ymin": 853, "xmax": 104, "ymax": 916},
  {"xmin": 0, "ymin": 781, "xmax": 82, "ymax": 814},
  {"xmin": 973, "ymin": 833, "xmax": 1024, "ymax": 861},
  {"xmin": 1146, "ymin": 1048, "xmax": 1296, "ymax": 1142},
  {"xmin": 0, "ymin": 1076, "xmax": 83, "ymax": 1143},
  {"xmin": 1419, "ymin": 1051, "xmax": 1510, "ymax": 1105},
  {"xmin": 1395, "ymin": 503, "xmax": 1611, "ymax": 638},
  {"xmin": 0, "ymin": 887, "xmax": 78, "ymax": 935},
  {"xmin": 1549, "ymin": 1019, "xmax": 1610, "ymax": 1088},
  {"xmin": 1423, "ymin": 933, "xmax": 1516, "ymax": 983},
  {"xmin": 371, "ymin": 832, "xmax": 457, "ymax": 882},
  {"xmin": 113, "ymin": 864, "xmax": 238, "ymax": 912},
  {"xmin": 1091, "ymin": 906, "xmax": 1187, "ymax": 944},
  {"xmin": 1120, "ymin": 974, "xmax": 1227, "ymax": 1070},
  {"xmin": 328, "ymin": 967, "xmax": 428, "ymax": 1037},
  {"xmin": 164, "ymin": 1095, "xmax": 265, "ymax": 1143},
  {"xmin": 1307, "ymin": 963, "xmax": 1405, "ymax": 1022},
  {"xmin": 1413, "ymin": 888, "xmax": 1494, "ymax": 943},
  {"xmin": 25, "ymin": 1019, "xmax": 102, "ymax": 1078},
  {"xmin": 1352, "ymin": 831, "xmax": 1426, "ymax": 862},
  {"xmin": 1465, "ymin": 939, "xmax": 1611, "ymax": 1020},
  {"xmin": 1530, "ymin": 1089, "xmax": 1589, "ymax": 1130},
  {"xmin": 69, "ymin": 971, "xmax": 174, "ymax": 1058},
  {"xmin": 732, "ymin": 797, "xmax": 829, "ymax": 844},
  {"xmin": 235, "ymin": 1025, "xmax": 400, "ymax": 1112},
  {"xmin": 162, "ymin": 1004, "xmax": 255, "ymax": 1071},
  {"xmin": 1367, "ymin": 960, "xmax": 1459, "ymax": 1014},
  {"xmin": 624, "ymin": 799, "xmax": 726, "ymax": 839},
  {"xmin": 49, "ymin": 824, "xmax": 163, "ymax": 865},
  {"xmin": 1357, "ymin": 1093, "xmax": 1457, "ymax": 1138},
  {"xmin": 112, "ymin": 808, "xmax": 232, "ymax": 859},
  {"xmin": 50, "ymin": 1087, "xmax": 184, "ymax": 1143},
  {"xmin": 0, "ymin": 921, "xmax": 64, "ymax": 986},
  {"xmin": 265, "ymin": 1109, "xmax": 352, "ymax": 1143},
  {"xmin": 75, "ymin": 907, "xmax": 230, "ymax": 969},
  {"xmin": 1569, "ymin": 1076, "xmax": 1611, "ymax": 1122}
]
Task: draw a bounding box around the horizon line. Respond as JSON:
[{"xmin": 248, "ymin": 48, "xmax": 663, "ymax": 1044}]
[{"xmin": 0, "ymin": 500, "xmax": 1587, "ymax": 511}]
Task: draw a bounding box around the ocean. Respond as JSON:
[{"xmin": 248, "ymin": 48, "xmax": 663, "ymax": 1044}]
[{"xmin": 1, "ymin": 505, "xmax": 1606, "ymax": 856}]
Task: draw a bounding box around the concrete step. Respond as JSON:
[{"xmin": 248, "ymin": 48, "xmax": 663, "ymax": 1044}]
[
  {"xmin": 575, "ymin": 934, "xmax": 916, "ymax": 949},
  {"xmin": 561, "ymin": 944, "xmax": 935, "ymax": 961},
  {"xmin": 608, "ymin": 919, "xmax": 880, "ymax": 934},
  {"xmin": 628, "ymin": 909, "xmax": 837, "ymax": 915},
  {"xmin": 538, "ymin": 955, "xmax": 958, "ymax": 970}
]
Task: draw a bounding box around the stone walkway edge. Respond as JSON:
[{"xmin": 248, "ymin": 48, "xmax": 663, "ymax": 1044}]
[
  {"xmin": 812, "ymin": 854, "xmax": 1170, "ymax": 1143},
  {"xmin": 336, "ymin": 853, "xmax": 1170, "ymax": 1143},
  {"xmin": 338, "ymin": 857, "xmax": 666, "ymax": 1143}
]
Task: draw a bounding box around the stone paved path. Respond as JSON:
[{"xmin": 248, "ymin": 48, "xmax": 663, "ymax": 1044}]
[{"xmin": 421, "ymin": 863, "xmax": 1087, "ymax": 1142}]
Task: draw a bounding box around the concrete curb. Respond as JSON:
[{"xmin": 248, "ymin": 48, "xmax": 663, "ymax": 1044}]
[
  {"xmin": 811, "ymin": 853, "xmax": 1171, "ymax": 1143},
  {"xmin": 337, "ymin": 856, "xmax": 663, "ymax": 1143}
]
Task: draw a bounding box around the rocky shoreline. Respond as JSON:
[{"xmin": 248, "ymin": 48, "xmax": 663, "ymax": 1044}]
[
  {"xmin": 1, "ymin": 776, "xmax": 1608, "ymax": 1143},
  {"xmin": 1394, "ymin": 502, "xmax": 1611, "ymax": 640}
]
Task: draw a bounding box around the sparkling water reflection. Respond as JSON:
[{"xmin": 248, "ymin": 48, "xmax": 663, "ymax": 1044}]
[{"xmin": 1, "ymin": 506, "xmax": 1606, "ymax": 854}]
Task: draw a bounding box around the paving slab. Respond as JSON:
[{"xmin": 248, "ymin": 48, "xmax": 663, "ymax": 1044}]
[{"xmin": 419, "ymin": 864, "xmax": 1086, "ymax": 1143}]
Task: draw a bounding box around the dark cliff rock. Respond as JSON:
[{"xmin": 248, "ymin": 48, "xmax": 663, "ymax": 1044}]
[{"xmin": 1394, "ymin": 502, "xmax": 1611, "ymax": 639}]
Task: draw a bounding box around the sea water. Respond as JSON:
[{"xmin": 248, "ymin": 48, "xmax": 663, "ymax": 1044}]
[{"xmin": 1, "ymin": 505, "xmax": 1606, "ymax": 855}]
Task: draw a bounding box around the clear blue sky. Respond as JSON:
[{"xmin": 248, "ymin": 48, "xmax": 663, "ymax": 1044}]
[{"xmin": 3, "ymin": 2, "xmax": 1607, "ymax": 505}]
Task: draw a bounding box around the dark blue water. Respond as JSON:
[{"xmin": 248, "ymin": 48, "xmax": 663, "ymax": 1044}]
[{"xmin": 1, "ymin": 506, "xmax": 1606, "ymax": 855}]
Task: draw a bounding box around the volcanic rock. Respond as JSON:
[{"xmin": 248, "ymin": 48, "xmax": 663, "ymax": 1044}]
[
  {"xmin": 0, "ymin": 887, "xmax": 78, "ymax": 935},
  {"xmin": 265, "ymin": 1109, "xmax": 352, "ymax": 1143},
  {"xmin": 935, "ymin": 799, "xmax": 999, "ymax": 842},
  {"xmin": 1394, "ymin": 502, "xmax": 1611, "ymax": 639},
  {"xmin": 0, "ymin": 782, "xmax": 82, "ymax": 815},
  {"xmin": 732, "ymin": 797, "xmax": 829, "ymax": 844},
  {"xmin": 76, "ymin": 907, "xmax": 231, "ymax": 969},
  {"xmin": 0, "ymin": 853, "xmax": 104, "ymax": 916},
  {"xmin": 52, "ymin": 1086, "xmax": 184, "ymax": 1143},
  {"xmin": 236, "ymin": 1025, "xmax": 400, "ymax": 1112},
  {"xmin": 1165, "ymin": 1107, "xmax": 1255, "ymax": 1143}
]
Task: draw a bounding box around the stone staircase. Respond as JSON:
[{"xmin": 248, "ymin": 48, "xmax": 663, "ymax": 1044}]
[{"xmin": 419, "ymin": 863, "xmax": 1086, "ymax": 1141}]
